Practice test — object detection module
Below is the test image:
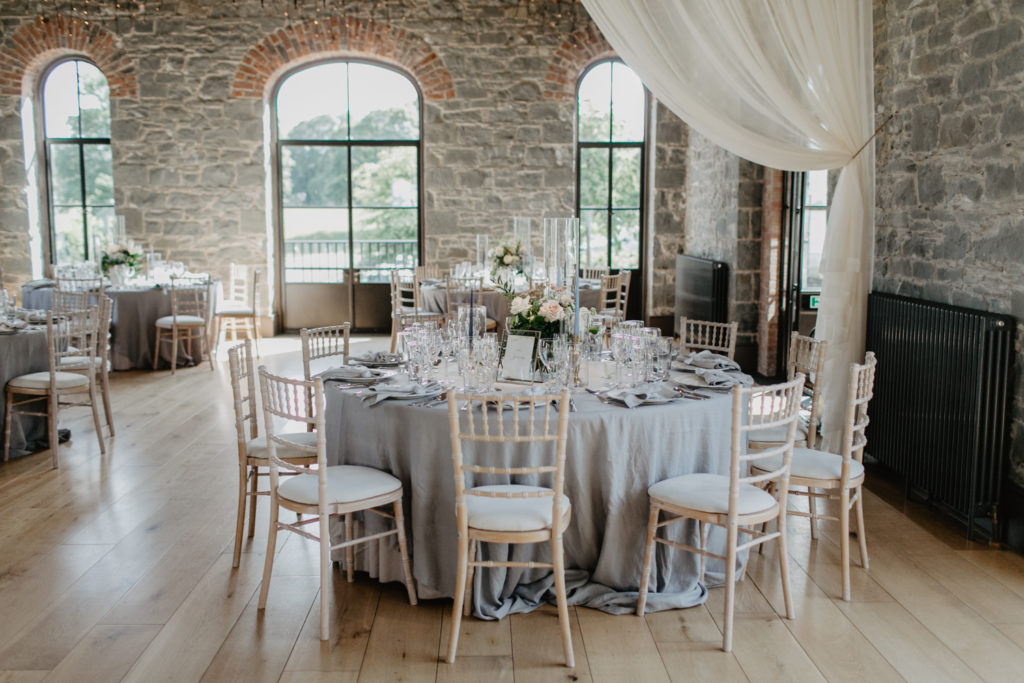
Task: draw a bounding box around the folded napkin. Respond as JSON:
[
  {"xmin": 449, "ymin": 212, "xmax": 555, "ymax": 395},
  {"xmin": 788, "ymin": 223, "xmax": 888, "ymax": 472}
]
[
  {"xmin": 318, "ymin": 365, "xmax": 373, "ymax": 381},
  {"xmin": 603, "ymin": 382, "xmax": 677, "ymax": 408},
  {"xmin": 24, "ymin": 279, "xmax": 54, "ymax": 290},
  {"xmin": 0, "ymin": 319, "xmax": 28, "ymax": 333},
  {"xmin": 695, "ymin": 368, "xmax": 754, "ymax": 387},
  {"xmin": 15, "ymin": 309, "xmax": 48, "ymax": 323},
  {"xmin": 366, "ymin": 376, "xmax": 443, "ymax": 405},
  {"xmin": 682, "ymin": 350, "xmax": 741, "ymax": 371},
  {"xmin": 353, "ymin": 351, "xmax": 402, "ymax": 365}
]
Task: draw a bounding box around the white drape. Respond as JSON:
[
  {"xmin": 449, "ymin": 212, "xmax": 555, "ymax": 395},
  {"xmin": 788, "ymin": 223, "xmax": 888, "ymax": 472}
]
[{"xmin": 582, "ymin": 0, "xmax": 875, "ymax": 449}]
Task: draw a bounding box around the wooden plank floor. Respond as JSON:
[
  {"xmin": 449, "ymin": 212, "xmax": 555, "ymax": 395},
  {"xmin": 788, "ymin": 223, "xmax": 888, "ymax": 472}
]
[{"xmin": 2, "ymin": 334, "xmax": 1023, "ymax": 682}]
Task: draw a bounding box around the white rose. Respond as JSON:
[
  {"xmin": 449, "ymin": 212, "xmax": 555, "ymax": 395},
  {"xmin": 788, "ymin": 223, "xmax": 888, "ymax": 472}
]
[
  {"xmin": 503, "ymin": 254, "xmax": 514, "ymax": 264},
  {"xmin": 538, "ymin": 300, "xmax": 566, "ymax": 322},
  {"xmin": 510, "ymin": 296, "xmax": 530, "ymax": 315}
]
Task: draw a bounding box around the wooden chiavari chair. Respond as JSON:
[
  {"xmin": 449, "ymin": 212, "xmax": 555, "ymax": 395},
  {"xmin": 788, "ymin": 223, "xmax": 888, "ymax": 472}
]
[
  {"xmin": 60, "ymin": 295, "xmax": 115, "ymax": 438},
  {"xmin": 637, "ymin": 375, "xmax": 804, "ymax": 652},
  {"xmin": 749, "ymin": 332, "xmax": 827, "ymax": 451},
  {"xmin": 679, "ymin": 316, "xmax": 739, "ymax": 360},
  {"xmin": 752, "ymin": 352, "xmax": 877, "ymax": 600},
  {"xmin": 153, "ymin": 274, "xmax": 214, "ymax": 373},
  {"xmin": 445, "ymin": 389, "xmax": 574, "ymax": 667},
  {"xmin": 390, "ymin": 270, "xmax": 442, "ymax": 353},
  {"xmin": 598, "ymin": 273, "xmax": 624, "ymax": 321},
  {"xmin": 214, "ymin": 265, "xmax": 261, "ymax": 359},
  {"xmin": 256, "ymin": 368, "xmax": 416, "ymax": 640},
  {"xmin": 444, "ymin": 275, "xmax": 496, "ymax": 331},
  {"xmin": 580, "ymin": 267, "xmax": 610, "ymax": 280}
]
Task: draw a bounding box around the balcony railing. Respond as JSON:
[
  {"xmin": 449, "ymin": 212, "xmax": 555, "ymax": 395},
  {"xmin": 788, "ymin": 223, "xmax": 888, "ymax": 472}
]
[{"xmin": 284, "ymin": 239, "xmax": 417, "ymax": 283}]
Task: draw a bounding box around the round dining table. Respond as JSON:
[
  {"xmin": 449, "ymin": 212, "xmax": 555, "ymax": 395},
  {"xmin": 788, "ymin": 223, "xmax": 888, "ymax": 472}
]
[
  {"xmin": 0, "ymin": 326, "xmax": 50, "ymax": 458},
  {"xmin": 418, "ymin": 284, "xmax": 603, "ymax": 327},
  {"xmin": 322, "ymin": 375, "xmax": 739, "ymax": 618}
]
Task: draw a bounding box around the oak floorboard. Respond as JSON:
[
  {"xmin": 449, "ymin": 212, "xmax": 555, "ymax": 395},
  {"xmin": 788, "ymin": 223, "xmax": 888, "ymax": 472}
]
[
  {"xmin": 576, "ymin": 607, "xmax": 669, "ymax": 682},
  {"xmin": 356, "ymin": 584, "xmax": 442, "ymax": 683},
  {"xmin": 40, "ymin": 624, "xmax": 161, "ymax": 683},
  {"xmin": 508, "ymin": 605, "xmax": 592, "ymax": 683}
]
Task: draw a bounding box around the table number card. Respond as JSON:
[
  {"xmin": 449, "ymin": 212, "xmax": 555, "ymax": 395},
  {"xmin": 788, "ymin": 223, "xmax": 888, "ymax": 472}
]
[{"xmin": 501, "ymin": 331, "xmax": 539, "ymax": 382}]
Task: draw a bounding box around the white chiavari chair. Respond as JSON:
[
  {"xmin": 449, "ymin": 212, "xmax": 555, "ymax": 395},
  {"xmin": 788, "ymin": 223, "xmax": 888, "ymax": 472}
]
[
  {"xmin": 679, "ymin": 317, "xmax": 739, "ymax": 360},
  {"xmin": 749, "ymin": 333, "xmax": 827, "ymax": 456},
  {"xmin": 227, "ymin": 341, "xmax": 317, "ymax": 567},
  {"xmin": 3, "ymin": 307, "xmax": 107, "ymax": 466},
  {"xmin": 598, "ymin": 273, "xmax": 624, "ymax": 321},
  {"xmin": 153, "ymin": 274, "xmax": 214, "ymax": 373},
  {"xmin": 751, "ymin": 352, "xmax": 877, "ymax": 601},
  {"xmin": 256, "ymin": 368, "xmax": 416, "ymax": 640},
  {"xmin": 214, "ymin": 265, "xmax": 261, "ymax": 359},
  {"xmin": 637, "ymin": 375, "xmax": 804, "ymax": 652},
  {"xmin": 55, "ymin": 274, "xmax": 103, "ymax": 294},
  {"xmin": 445, "ymin": 389, "xmax": 574, "ymax": 667},
  {"xmin": 51, "ymin": 288, "xmax": 91, "ymax": 316},
  {"xmin": 59, "ymin": 295, "xmax": 115, "ymax": 438},
  {"xmin": 300, "ymin": 323, "xmax": 351, "ymax": 432},
  {"xmin": 390, "ymin": 270, "xmax": 443, "ymax": 353},
  {"xmin": 414, "ymin": 264, "xmax": 444, "ymax": 309},
  {"xmin": 444, "ymin": 275, "xmax": 496, "ymax": 331},
  {"xmin": 580, "ymin": 267, "xmax": 610, "ymax": 280}
]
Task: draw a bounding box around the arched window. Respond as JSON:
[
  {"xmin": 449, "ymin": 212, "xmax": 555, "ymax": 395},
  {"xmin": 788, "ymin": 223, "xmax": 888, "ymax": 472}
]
[
  {"xmin": 576, "ymin": 60, "xmax": 645, "ymax": 269},
  {"xmin": 276, "ymin": 61, "xmax": 420, "ymax": 289},
  {"xmin": 42, "ymin": 59, "xmax": 114, "ymax": 265}
]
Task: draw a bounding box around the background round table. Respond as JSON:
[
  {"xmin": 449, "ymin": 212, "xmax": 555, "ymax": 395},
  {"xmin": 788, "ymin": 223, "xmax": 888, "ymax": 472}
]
[{"xmin": 0, "ymin": 327, "xmax": 50, "ymax": 458}]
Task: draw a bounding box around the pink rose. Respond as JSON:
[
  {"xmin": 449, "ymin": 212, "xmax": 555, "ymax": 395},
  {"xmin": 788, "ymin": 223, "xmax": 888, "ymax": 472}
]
[{"xmin": 538, "ymin": 299, "xmax": 565, "ymax": 322}]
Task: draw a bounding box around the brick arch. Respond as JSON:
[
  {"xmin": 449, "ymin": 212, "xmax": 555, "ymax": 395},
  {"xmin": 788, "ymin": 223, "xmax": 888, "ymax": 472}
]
[
  {"xmin": 0, "ymin": 15, "xmax": 137, "ymax": 97},
  {"xmin": 544, "ymin": 24, "xmax": 616, "ymax": 99},
  {"xmin": 232, "ymin": 16, "xmax": 454, "ymax": 101}
]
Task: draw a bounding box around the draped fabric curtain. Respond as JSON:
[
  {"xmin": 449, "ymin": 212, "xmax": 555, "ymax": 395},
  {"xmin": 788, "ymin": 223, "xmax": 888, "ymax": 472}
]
[{"xmin": 582, "ymin": 0, "xmax": 875, "ymax": 449}]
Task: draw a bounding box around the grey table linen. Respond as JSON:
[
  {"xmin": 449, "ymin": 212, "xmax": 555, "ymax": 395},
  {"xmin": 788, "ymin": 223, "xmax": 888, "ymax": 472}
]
[
  {"xmin": 323, "ymin": 384, "xmax": 739, "ymax": 618},
  {"xmin": 0, "ymin": 328, "xmax": 50, "ymax": 458},
  {"xmin": 21, "ymin": 283, "xmax": 200, "ymax": 370}
]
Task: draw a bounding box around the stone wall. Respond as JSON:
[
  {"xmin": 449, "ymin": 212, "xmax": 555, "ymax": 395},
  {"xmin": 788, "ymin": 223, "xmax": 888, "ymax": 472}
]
[
  {"xmin": 0, "ymin": 0, "xmax": 691, "ymax": 320},
  {"xmin": 872, "ymin": 0, "xmax": 1024, "ymax": 485},
  {"xmin": 650, "ymin": 102, "xmax": 688, "ymax": 319}
]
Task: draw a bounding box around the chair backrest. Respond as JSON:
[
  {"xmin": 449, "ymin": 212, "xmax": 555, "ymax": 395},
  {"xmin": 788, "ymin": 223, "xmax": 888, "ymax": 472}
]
[
  {"xmin": 97, "ymin": 295, "xmax": 113, "ymax": 353},
  {"xmin": 390, "ymin": 270, "xmax": 418, "ymax": 316},
  {"xmin": 414, "ymin": 265, "xmax": 443, "ymax": 309},
  {"xmin": 619, "ymin": 270, "xmax": 632, "ymax": 310},
  {"xmin": 680, "ymin": 317, "xmax": 738, "ymax": 359},
  {"xmin": 580, "ymin": 267, "xmax": 609, "ymax": 280},
  {"xmin": 732, "ymin": 374, "xmax": 805, "ymax": 512},
  {"xmin": 598, "ymin": 273, "xmax": 623, "ymax": 314},
  {"xmin": 55, "ymin": 275, "xmax": 103, "ymax": 294},
  {"xmin": 788, "ymin": 332, "xmax": 827, "ymax": 448},
  {"xmin": 447, "ymin": 389, "xmax": 571, "ymax": 533},
  {"xmin": 444, "ymin": 275, "xmax": 483, "ymax": 318},
  {"xmin": 169, "ymin": 274, "xmax": 212, "ymax": 324},
  {"xmin": 300, "ymin": 323, "xmax": 351, "ymax": 381},
  {"xmin": 226, "ymin": 263, "xmax": 249, "ymax": 303},
  {"xmin": 48, "ymin": 307, "xmax": 99, "ymax": 382},
  {"xmin": 840, "ymin": 351, "xmax": 878, "ymax": 477},
  {"xmin": 228, "ymin": 340, "xmax": 259, "ymax": 449},
  {"xmin": 258, "ymin": 367, "xmax": 326, "ymax": 505},
  {"xmin": 52, "ymin": 288, "xmax": 91, "ymax": 316}
]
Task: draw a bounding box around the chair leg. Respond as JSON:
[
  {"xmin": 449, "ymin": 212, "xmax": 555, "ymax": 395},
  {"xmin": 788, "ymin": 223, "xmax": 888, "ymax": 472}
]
[
  {"xmin": 777, "ymin": 509, "xmax": 795, "ymax": 619},
  {"xmin": 552, "ymin": 533, "xmax": 575, "ymax": 668},
  {"xmin": 253, "ymin": 314, "xmax": 261, "ymax": 359},
  {"xmin": 99, "ymin": 365, "xmax": 114, "ymax": 436},
  {"xmin": 722, "ymin": 522, "xmax": 739, "ymax": 653},
  {"xmin": 344, "ymin": 513, "xmax": 355, "ymax": 583},
  {"xmin": 87, "ymin": 384, "xmax": 106, "ymax": 454},
  {"xmin": 233, "ymin": 463, "xmax": 247, "ymax": 568},
  {"xmin": 394, "ymin": 500, "xmax": 417, "ymax": 605},
  {"xmin": 211, "ymin": 316, "xmax": 221, "ymax": 362},
  {"xmin": 807, "ymin": 486, "xmax": 819, "ymax": 540},
  {"xmin": 636, "ymin": 504, "xmax": 659, "ymax": 616},
  {"xmin": 152, "ymin": 328, "xmax": 161, "ymax": 370},
  {"xmin": 463, "ymin": 539, "xmax": 476, "ymax": 617},
  {"xmin": 170, "ymin": 327, "xmax": 179, "ymax": 375},
  {"xmin": 447, "ymin": 529, "xmax": 469, "ymax": 663},
  {"xmin": 257, "ymin": 497, "xmax": 279, "ymax": 610},
  {"xmin": 205, "ymin": 326, "xmax": 215, "ymax": 371},
  {"xmin": 49, "ymin": 391, "xmax": 60, "ymax": 469},
  {"xmin": 699, "ymin": 520, "xmax": 711, "ymax": 583},
  {"xmin": 840, "ymin": 488, "xmax": 852, "ymax": 601},
  {"xmin": 3, "ymin": 387, "xmax": 13, "ymax": 462},
  {"xmin": 319, "ymin": 511, "xmax": 331, "ymax": 641},
  {"xmin": 247, "ymin": 466, "xmax": 258, "ymax": 538},
  {"xmin": 390, "ymin": 319, "xmax": 399, "ymax": 354},
  {"xmin": 855, "ymin": 488, "xmax": 869, "ymax": 570}
]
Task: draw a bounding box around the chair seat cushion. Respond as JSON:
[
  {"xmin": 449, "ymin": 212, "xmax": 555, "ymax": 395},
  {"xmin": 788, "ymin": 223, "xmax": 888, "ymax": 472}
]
[
  {"xmin": 753, "ymin": 448, "xmax": 865, "ymax": 483},
  {"xmin": 465, "ymin": 484, "xmax": 571, "ymax": 532},
  {"xmin": 8, "ymin": 371, "xmax": 90, "ymax": 390},
  {"xmin": 748, "ymin": 423, "xmax": 808, "ymax": 444},
  {"xmin": 277, "ymin": 465, "xmax": 402, "ymax": 506},
  {"xmin": 216, "ymin": 307, "xmax": 254, "ymax": 316},
  {"xmin": 155, "ymin": 314, "xmax": 205, "ymax": 328},
  {"xmin": 648, "ymin": 473, "xmax": 777, "ymax": 516},
  {"xmin": 245, "ymin": 431, "xmax": 319, "ymax": 459}
]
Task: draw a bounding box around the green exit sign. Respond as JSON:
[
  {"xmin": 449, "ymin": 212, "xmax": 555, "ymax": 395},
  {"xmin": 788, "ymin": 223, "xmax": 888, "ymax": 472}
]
[{"xmin": 809, "ymin": 295, "xmax": 821, "ymax": 309}]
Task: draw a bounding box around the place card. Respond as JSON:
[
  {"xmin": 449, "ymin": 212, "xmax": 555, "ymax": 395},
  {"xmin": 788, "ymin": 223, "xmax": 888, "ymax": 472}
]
[{"xmin": 501, "ymin": 330, "xmax": 539, "ymax": 382}]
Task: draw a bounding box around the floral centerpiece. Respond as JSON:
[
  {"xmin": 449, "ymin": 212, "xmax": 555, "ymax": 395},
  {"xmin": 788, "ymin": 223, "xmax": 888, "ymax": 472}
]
[
  {"xmin": 100, "ymin": 243, "xmax": 143, "ymax": 276},
  {"xmin": 489, "ymin": 241, "xmax": 528, "ymax": 276},
  {"xmin": 506, "ymin": 286, "xmax": 575, "ymax": 339}
]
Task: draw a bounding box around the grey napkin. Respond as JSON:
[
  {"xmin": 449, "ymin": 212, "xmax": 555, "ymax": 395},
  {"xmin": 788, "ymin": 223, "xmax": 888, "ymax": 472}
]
[
  {"xmin": 682, "ymin": 350, "xmax": 740, "ymax": 371},
  {"xmin": 366, "ymin": 376, "xmax": 443, "ymax": 404},
  {"xmin": 318, "ymin": 365, "xmax": 373, "ymax": 381},
  {"xmin": 695, "ymin": 368, "xmax": 753, "ymax": 387},
  {"xmin": 603, "ymin": 382, "xmax": 677, "ymax": 408},
  {"xmin": 353, "ymin": 351, "xmax": 402, "ymax": 365}
]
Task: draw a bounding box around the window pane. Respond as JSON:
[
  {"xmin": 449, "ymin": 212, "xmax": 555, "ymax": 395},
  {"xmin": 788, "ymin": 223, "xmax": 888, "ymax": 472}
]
[
  {"xmin": 277, "ymin": 63, "xmax": 348, "ymax": 140},
  {"xmin": 348, "ymin": 64, "xmax": 419, "ymax": 140},
  {"xmin": 281, "ymin": 146, "xmax": 348, "ymax": 207},
  {"xmin": 282, "ymin": 207, "xmax": 349, "ymax": 283},
  {"xmin": 54, "ymin": 207, "xmax": 84, "ymax": 264},
  {"xmin": 76, "ymin": 62, "xmax": 111, "ymax": 138},
  {"xmin": 611, "ymin": 210, "xmax": 640, "ymax": 269},
  {"xmin": 87, "ymin": 206, "xmax": 116, "ymax": 250},
  {"xmin": 578, "ymin": 62, "xmax": 611, "ymax": 142},
  {"xmin": 84, "ymin": 144, "xmax": 114, "ymax": 205},
  {"xmin": 351, "ymin": 146, "xmax": 417, "ymax": 208},
  {"xmin": 801, "ymin": 207, "xmax": 827, "ymax": 292},
  {"xmin": 352, "ymin": 208, "xmax": 417, "ymax": 270},
  {"xmin": 805, "ymin": 169, "xmax": 828, "ymax": 206},
  {"xmin": 579, "ymin": 209, "xmax": 608, "ymax": 269},
  {"xmin": 49, "ymin": 144, "xmax": 82, "ymax": 206},
  {"xmin": 43, "ymin": 61, "xmax": 81, "ymax": 138},
  {"xmin": 611, "ymin": 147, "xmax": 641, "ymax": 208},
  {"xmin": 579, "ymin": 148, "xmax": 609, "ymax": 209},
  {"xmin": 611, "ymin": 63, "xmax": 645, "ymax": 142}
]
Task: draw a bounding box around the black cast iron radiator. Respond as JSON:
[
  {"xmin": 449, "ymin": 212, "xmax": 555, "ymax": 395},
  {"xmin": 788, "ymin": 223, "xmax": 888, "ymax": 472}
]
[
  {"xmin": 674, "ymin": 254, "xmax": 729, "ymax": 334},
  {"xmin": 866, "ymin": 291, "xmax": 1014, "ymax": 541}
]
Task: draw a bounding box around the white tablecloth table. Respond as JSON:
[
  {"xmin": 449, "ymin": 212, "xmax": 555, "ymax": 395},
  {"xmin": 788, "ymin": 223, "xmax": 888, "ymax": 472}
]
[{"xmin": 323, "ymin": 377, "xmax": 739, "ymax": 617}]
